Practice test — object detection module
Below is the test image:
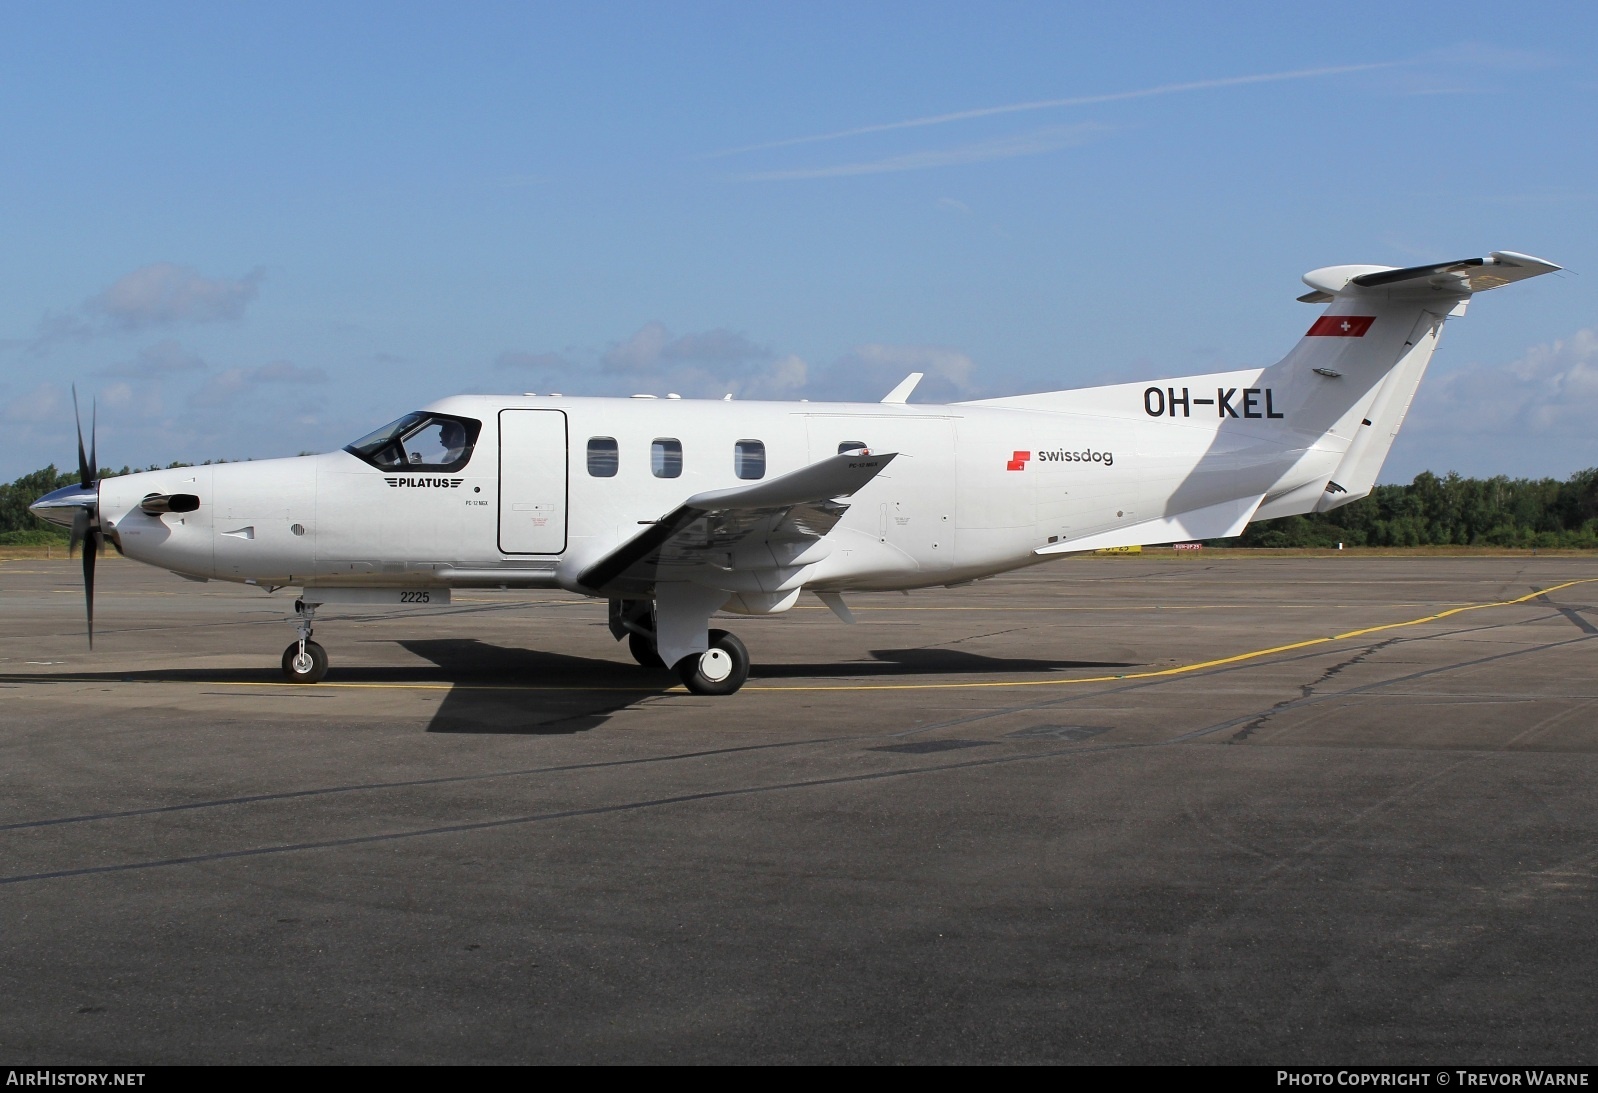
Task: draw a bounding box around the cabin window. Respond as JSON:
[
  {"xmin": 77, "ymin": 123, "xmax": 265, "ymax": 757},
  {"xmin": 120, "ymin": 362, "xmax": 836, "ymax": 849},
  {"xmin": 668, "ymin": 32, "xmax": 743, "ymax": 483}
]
[
  {"xmin": 587, "ymin": 437, "xmax": 619, "ymax": 477},
  {"xmin": 838, "ymin": 441, "xmax": 869, "ymax": 455},
  {"xmin": 652, "ymin": 438, "xmax": 683, "ymax": 478},
  {"xmin": 734, "ymin": 440, "xmax": 766, "ymax": 480},
  {"xmin": 344, "ymin": 412, "xmax": 481, "ymax": 473}
]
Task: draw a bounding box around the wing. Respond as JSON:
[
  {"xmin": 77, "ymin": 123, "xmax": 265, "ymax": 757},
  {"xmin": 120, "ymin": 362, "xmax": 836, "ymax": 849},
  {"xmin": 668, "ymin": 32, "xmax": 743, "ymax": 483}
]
[{"xmin": 577, "ymin": 451, "xmax": 897, "ymax": 596}]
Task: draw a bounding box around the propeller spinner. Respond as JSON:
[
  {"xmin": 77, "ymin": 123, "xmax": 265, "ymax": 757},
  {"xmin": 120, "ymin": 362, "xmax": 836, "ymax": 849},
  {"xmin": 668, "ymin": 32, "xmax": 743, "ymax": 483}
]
[{"xmin": 28, "ymin": 386, "xmax": 104, "ymax": 647}]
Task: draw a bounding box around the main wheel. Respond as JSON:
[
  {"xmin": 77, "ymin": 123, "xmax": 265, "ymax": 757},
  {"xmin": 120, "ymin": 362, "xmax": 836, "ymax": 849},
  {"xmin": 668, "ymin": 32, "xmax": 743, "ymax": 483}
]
[
  {"xmin": 282, "ymin": 640, "xmax": 329, "ymax": 683},
  {"xmin": 674, "ymin": 629, "xmax": 749, "ymax": 696},
  {"xmin": 628, "ymin": 630, "xmax": 666, "ymax": 669}
]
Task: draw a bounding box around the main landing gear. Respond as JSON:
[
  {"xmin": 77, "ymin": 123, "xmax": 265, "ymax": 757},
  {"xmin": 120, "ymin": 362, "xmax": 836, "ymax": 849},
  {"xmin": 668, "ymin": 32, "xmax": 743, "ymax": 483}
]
[
  {"xmin": 675, "ymin": 630, "xmax": 749, "ymax": 696},
  {"xmin": 282, "ymin": 599, "xmax": 328, "ymax": 683},
  {"xmin": 610, "ymin": 597, "xmax": 751, "ymax": 696}
]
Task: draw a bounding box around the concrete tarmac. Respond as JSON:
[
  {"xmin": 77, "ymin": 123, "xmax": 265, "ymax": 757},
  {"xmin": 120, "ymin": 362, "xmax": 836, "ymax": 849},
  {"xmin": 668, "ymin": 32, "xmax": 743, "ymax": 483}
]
[{"xmin": 2, "ymin": 553, "xmax": 1596, "ymax": 1064}]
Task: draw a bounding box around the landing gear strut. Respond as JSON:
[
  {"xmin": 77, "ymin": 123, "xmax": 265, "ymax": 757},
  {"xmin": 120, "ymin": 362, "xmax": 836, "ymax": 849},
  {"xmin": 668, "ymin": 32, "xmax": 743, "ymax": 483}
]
[
  {"xmin": 610, "ymin": 598, "xmax": 666, "ymax": 668},
  {"xmin": 282, "ymin": 599, "xmax": 328, "ymax": 683}
]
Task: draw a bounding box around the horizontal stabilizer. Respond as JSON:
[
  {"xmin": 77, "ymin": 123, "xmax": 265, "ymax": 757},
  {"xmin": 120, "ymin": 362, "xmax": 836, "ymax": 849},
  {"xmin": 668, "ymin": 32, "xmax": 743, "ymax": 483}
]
[
  {"xmin": 1034, "ymin": 494, "xmax": 1263, "ymax": 556},
  {"xmin": 1301, "ymin": 251, "xmax": 1560, "ymax": 300}
]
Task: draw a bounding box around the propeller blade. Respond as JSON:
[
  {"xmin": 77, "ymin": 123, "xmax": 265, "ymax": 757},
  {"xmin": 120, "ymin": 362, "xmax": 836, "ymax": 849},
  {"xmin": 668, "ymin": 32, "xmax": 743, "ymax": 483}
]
[
  {"xmin": 83, "ymin": 528, "xmax": 98, "ymax": 649},
  {"xmin": 69, "ymin": 507, "xmax": 88, "ymax": 558},
  {"xmin": 72, "ymin": 385, "xmax": 93, "ymax": 487}
]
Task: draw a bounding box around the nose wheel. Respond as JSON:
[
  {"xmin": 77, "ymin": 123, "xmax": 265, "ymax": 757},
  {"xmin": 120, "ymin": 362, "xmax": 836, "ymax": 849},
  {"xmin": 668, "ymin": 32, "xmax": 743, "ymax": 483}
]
[
  {"xmin": 282, "ymin": 598, "xmax": 329, "ymax": 683},
  {"xmin": 282, "ymin": 639, "xmax": 328, "ymax": 683},
  {"xmin": 674, "ymin": 629, "xmax": 749, "ymax": 696}
]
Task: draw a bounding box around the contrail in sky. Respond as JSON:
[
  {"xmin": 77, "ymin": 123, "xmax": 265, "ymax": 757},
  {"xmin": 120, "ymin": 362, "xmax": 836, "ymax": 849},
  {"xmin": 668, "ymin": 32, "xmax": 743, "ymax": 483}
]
[
  {"xmin": 738, "ymin": 123, "xmax": 1108, "ymax": 181},
  {"xmin": 705, "ymin": 61, "xmax": 1399, "ymax": 159}
]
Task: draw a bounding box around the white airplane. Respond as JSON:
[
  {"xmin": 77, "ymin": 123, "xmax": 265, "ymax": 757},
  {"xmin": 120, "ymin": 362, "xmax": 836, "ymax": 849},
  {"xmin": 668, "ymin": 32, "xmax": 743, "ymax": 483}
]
[{"xmin": 31, "ymin": 251, "xmax": 1560, "ymax": 695}]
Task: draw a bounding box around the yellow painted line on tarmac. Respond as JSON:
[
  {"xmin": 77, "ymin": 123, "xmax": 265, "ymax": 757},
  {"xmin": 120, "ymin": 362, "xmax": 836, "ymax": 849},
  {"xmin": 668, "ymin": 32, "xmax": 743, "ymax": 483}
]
[
  {"xmin": 10, "ymin": 578, "xmax": 1595, "ymax": 697},
  {"xmin": 737, "ymin": 577, "xmax": 1598, "ymax": 692}
]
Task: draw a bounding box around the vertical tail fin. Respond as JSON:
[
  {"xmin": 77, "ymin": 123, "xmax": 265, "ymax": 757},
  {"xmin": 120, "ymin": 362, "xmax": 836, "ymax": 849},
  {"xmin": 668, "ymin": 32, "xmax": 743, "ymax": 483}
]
[{"xmin": 1259, "ymin": 251, "xmax": 1559, "ymax": 512}]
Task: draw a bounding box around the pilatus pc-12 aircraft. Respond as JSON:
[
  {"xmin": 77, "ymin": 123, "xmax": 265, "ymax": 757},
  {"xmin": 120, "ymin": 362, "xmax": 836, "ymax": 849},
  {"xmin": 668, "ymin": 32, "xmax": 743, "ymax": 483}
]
[{"xmin": 32, "ymin": 251, "xmax": 1560, "ymax": 695}]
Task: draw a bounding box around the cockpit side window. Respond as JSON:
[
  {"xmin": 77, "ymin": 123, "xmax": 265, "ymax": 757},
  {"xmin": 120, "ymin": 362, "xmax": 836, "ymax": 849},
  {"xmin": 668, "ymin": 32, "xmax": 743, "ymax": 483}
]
[{"xmin": 345, "ymin": 413, "xmax": 482, "ymax": 472}]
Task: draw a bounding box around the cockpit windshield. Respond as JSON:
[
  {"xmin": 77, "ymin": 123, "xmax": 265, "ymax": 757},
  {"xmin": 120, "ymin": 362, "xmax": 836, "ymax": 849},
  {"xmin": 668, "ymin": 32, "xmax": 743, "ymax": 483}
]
[{"xmin": 344, "ymin": 412, "xmax": 482, "ymax": 472}]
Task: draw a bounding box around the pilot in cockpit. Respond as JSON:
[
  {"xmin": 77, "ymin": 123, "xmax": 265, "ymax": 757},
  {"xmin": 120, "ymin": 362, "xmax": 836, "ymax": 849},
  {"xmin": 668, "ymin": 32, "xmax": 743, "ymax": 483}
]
[{"xmin": 439, "ymin": 420, "xmax": 468, "ymax": 465}]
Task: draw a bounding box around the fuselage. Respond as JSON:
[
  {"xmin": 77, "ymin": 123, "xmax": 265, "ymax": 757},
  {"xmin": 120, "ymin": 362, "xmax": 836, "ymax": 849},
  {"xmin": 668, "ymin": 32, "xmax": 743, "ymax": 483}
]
[{"xmin": 90, "ymin": 381, "xmax": 1334, "ymax": 602}]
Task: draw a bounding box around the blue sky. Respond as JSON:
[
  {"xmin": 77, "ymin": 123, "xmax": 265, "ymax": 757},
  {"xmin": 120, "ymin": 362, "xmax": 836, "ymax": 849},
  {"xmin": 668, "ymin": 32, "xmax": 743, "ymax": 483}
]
[{"xmin": 1, "ymin": 2, "xmax": 1594, "ymax": 482}]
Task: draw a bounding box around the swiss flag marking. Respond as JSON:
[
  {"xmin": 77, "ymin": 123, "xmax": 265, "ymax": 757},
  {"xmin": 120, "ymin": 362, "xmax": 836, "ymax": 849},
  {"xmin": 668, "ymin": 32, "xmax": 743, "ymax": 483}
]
[
  {"xmin": 1007, "ymin": 451, "xmax": 1031, "ymax": 471},
  {"xmin": 1307, "ymin": 315, "xmax": 1375, "ymax": 337}
]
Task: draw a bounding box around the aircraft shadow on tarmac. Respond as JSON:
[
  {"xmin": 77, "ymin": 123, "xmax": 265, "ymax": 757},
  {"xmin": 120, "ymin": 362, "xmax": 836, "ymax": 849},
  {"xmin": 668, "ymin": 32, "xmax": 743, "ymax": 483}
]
[
  {"xmin": 756, "ymin": 647, "xmax": 1137, "ymax": 679},
  {"xmin": 0, "ymin": 643, "xmax": 1137, "ymax": 738},
  {"xmin": 393, "ymin": 640, "xmax": 1138, "ymax": 736},
  {"xmin": 393, "ymin": 638, "xmax": 670, "ymax": 736}
]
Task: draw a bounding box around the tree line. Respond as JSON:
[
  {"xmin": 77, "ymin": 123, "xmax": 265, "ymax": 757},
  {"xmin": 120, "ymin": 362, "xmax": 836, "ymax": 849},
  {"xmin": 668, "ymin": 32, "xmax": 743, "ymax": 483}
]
[
  {"xmin": 3, "ymin": 463, "xmax": 1597, "ymax": 549},
  {"xmin": 1224, "ymin": 468, "xmax": 1598, "ymax": 549}
]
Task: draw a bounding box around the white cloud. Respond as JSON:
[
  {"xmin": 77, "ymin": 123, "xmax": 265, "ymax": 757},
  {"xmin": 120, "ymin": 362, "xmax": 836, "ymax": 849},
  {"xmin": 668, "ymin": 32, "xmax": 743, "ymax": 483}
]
[
  {"xmin": 738, "ymin": 124, "xmax": 1109, "ymax": 181},
  {"xmin": 190, "ymin": 361, "xmax": 326, "ymax": 408},
  {"xmin": 600, "ymin": 321, "xmax": 676, "ymax": 374},
  {"xmin": 91, "ymin": 263, "xmax": 263, "ymax": 332},
  {"xmin": 98, "ymin": 338, "xmax": 208, "ymax": 377},
  {"xmin": 496, "ymin": 350, "xmax": 574, "ymax": 372},
  {"xmin": 28, "ymin": 264, "xmax": 264, "ymax": 350},
  {"xmin": 812, "ymin": 344, "xmax": 986, "ymax": 403},
  {"xmin": 1, "ymin": 382, "xmax": 64, "ymax": 423},
  {"xmin": 663, "ymin": 328, "xmax": 770, "ymax": 364},
  {"xmin": 487, "ymin": 323, "xmax": 1001, "ymax": 405},
  {"xmin": 597, "ymin": 322, "xmax": 773, "ymax": 373},
  {"xmin": 1409, "ymin": 328, "xmax": 1598, "ymax": 436}
]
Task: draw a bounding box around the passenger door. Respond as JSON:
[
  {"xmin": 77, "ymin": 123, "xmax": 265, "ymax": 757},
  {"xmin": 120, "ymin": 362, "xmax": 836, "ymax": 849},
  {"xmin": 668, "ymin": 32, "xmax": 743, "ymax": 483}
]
[{"xmin": 499, "ymin": 409, "xmax": 568, "ymax": 554}]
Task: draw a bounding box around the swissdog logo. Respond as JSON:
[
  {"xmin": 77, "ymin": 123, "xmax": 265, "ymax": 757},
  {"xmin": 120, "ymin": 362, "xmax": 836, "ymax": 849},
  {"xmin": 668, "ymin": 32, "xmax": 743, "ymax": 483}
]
[
  {"xmin": 1006, "ymin": 448, "xmax": 1114, "ymax": 470},
  {"xmin": 385, "ymin": 477, "xmax": 465, "ymax": 488}
]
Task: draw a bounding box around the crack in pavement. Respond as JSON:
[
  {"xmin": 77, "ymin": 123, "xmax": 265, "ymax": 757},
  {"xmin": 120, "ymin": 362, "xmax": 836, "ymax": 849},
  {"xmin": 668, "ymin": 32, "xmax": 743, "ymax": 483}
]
[
  {"xmin": 1178, "ymin": 630, "xmax": 1598, "ymax": 744},
  {"xmin": 1229, "ymin": 638, "xmax": 1401, "ymax": 743}
]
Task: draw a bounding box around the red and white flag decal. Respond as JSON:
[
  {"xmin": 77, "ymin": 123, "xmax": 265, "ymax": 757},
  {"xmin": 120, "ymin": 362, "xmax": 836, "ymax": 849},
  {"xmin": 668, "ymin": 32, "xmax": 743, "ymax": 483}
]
[
  {"xmin": 1306, "ymin": 315, "xmax": 1375, "ymax": 337},
  {"xmin": 1007, "ymin": 451, "xmax": 1030, "ymax": 471}
]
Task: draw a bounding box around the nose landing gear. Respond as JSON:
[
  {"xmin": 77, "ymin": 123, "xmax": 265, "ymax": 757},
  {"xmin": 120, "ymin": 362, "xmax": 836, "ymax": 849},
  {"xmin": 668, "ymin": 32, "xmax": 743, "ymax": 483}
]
[{"xmin": 282, "ymin": 599, "xmax": 328, "ymax": 683}]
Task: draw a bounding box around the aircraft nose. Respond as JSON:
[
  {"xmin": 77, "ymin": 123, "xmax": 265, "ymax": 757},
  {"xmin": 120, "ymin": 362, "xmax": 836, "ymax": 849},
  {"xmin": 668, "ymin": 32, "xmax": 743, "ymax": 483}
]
[{"xmin": 29, "ymin": 483, "xmax": 98, "ymax": 529}]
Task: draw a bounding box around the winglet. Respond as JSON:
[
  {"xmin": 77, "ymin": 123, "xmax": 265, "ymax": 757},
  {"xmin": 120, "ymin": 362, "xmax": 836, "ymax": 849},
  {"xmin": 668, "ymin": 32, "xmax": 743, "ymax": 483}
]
[{"xmin": 880, "ymin": 373, "xmax": 923, "ymax": 404}]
